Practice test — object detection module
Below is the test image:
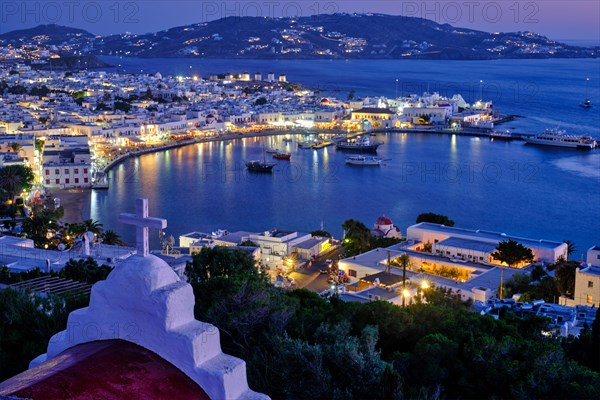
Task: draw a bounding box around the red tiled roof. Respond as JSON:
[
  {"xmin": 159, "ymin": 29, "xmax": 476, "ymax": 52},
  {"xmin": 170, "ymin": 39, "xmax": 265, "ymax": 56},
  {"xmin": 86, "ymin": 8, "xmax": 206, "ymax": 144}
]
[
  {"xmin": 375, "ymin": 216, "xmax": 393, "ymax": 226},
  {"xmin": 0, "ymin": 340, "xmax": 210, "ymax": 400}
]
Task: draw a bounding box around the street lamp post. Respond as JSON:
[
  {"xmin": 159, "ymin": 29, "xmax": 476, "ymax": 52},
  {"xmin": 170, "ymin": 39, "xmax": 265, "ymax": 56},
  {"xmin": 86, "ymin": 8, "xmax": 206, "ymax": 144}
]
[
  {"xmin": 479, "ymin": 80, "xmax": 483, "ymax": 101},
  {"xmin": 395, "ymin": 79, "xmax": 399, "ymax": 99}
]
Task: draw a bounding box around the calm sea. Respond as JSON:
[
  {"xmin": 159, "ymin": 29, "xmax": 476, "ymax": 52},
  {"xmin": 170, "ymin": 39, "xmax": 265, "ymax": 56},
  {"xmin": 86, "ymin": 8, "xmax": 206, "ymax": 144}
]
[{"xmin": 91, "ymin": 57, "xmax": 600, "ymax": 256}]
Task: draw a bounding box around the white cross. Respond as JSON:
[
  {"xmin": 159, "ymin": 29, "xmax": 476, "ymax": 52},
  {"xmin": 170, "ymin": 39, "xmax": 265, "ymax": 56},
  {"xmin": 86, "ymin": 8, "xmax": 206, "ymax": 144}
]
[{"xmin": 118, "ymin": 198, "xmax": 167, "ymax": 257}]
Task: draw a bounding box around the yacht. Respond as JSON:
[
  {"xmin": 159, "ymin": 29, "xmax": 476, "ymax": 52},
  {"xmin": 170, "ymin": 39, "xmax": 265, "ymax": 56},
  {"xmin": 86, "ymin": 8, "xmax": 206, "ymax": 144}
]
[
  {"xmin": 524, "ymin": 129, "xmax": 597, "ymax": 150},
  {"xmin": 345, "ymin": 155, "xmax": 383, "ymax": 166},
  {"xmin": 335, "ymin": 136, "xmax": 383, "ymax": 152},
  {"xmin": 580, "ymin": 99, "xmax": 592, "ymax": 108},
  {"xmin": 245, "ymin": 160, "xmax": 276, "ymax": 172}
]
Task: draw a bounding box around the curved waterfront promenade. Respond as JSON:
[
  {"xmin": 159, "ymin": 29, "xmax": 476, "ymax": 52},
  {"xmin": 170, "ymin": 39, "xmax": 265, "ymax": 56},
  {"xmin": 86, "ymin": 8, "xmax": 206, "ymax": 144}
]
[{"xmin": 101, "ymin": 129, "xmax": 346, "ymax": 173}]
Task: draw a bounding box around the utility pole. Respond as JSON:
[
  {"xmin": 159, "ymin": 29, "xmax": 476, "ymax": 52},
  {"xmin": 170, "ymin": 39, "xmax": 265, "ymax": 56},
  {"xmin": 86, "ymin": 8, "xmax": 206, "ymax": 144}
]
[
  {"xmin": 499, "ymin": 266, "xmax": 504, "ymax": 299},
  {"xmin": 402, "ymin": 254, "xmax": 407, "ymax": 307}
]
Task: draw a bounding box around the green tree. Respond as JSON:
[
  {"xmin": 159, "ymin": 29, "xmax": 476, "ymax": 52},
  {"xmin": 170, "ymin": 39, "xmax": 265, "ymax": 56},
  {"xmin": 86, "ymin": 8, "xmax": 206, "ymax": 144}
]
[
  {"xmin": 101, "ymin": 230, "xmax": 125, "ymax": 246},
  {"xmin": 59, "ymin": 258, "xmax": 112, "ymax": 284},
  {"xmin": 254, "ymin": 97, "xmax": 268, "ymax": 106},
  {"xmin": 491, "ymin": 240, "xmax": 534, "ymax": 267},
  {"xmin": 563, "ymin": 239, "xmax": 577, "ymax": 259},
  {"xmin": 416, "ymin": 212, "xmax": 455, "ymax": 226},
  {"xmin": 311, "ymin": 230, "xmax": 332, "ymax": 238},
  {"xmin": 341, "ymin": 219, "xmax": 372, "ymax": 257},
  {"xmin": 114, "ymin": 101, "xmax": 132, "ymax": 113},
  {"xmin": 554, "ymin": 260, "xmax": 580, "ymax": 298},
  {"xmin": 82, "ymin": 219, "xmax": 104, "ymax": 235},
  {"xmin": 0, "ymin": 165, "xmax": 35, "ymax": 201},
  {"xmin": 0, "ymin": 288, "xmax": 85, "ymax": 381},
  {"xmin": 185, "ymin": 246, "xmax": 259, "ymax": 284}
]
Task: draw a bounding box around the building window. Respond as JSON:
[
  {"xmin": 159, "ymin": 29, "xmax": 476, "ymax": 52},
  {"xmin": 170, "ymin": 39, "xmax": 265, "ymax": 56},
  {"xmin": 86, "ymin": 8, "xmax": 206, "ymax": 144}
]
[
  {"xmin": 45, "ymin": 169, "xmax": 49, "ymax": 175},
  {"xmin": 74, "ymin": 168, "xmax": 79, "ymax": 174},
  {"xmin": 589, "ymin": 281, "xmax": 594, "ymax": 288},
  {"xmin": 84, "ymin": 178, "xmax": 88, "ymax": 183},
  {"xmin": 84, "ymin": 168, "xmax": 88, "ymax": 174},
  {"xmin": 75, "ymin": 178, "xmax": 79, "ymax": 184},
  {"xmin": 45, "ymin": 179, "xmax": 50, "ymax": 184},
  {"xmin": 55, "ymin": 169, "xmax": 59, "ymax": 174},
  {"xmin": 65, "ymin": 179, "xmax": 70, "ymax": 184},
  {"xmin": 587, "ymin": 295, "xmax": 593, "ymax": 304},
  {"xmin": 65, "ymin": 169, "xmax": 70, "ymax": 174},
  {"xmin": 55, "ymin": 179, "xmax": 60, "ymax": 184},
  {"xmin": 348, "ymin": 269, "xmax": 357, "ymax": 278}
]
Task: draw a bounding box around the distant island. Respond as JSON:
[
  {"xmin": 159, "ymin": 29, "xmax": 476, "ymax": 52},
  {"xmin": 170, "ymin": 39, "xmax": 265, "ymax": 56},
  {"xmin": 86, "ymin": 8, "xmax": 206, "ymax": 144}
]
[{"xmin": 0, "ymin": 14, "xmax": 598, "ymax": 64}]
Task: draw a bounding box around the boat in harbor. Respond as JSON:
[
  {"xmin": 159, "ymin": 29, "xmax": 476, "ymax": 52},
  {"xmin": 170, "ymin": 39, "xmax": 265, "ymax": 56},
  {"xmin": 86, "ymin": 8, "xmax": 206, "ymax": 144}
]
[
  {"xmin": 298, "ymin": 141, "xmax": 314, "ymax": 149},
  {"xmin": 489, "ymin": 130, "xmax": 514, "ymax": 141},
  {"xmin": 335, "ymin": 136, "xmax": 383, "ymax": 152},
  {"xmin": 312, "ymin": 140, "xmax": 333, "ymax": 149},
  {"xmin": 345, "ymin": 155, "xmax": 383, "ymax": 166},
  {"xmin": 273, "ymin": 151, "xmax": 291, "ymax": 160},
  {"xmin": 580, "ymin": 78, "xmax": 592, "ymax": 108},
  {"xmin": 265, "ymin": 147, "xmax": 279, "ymax": 153},
  {"xmin": 245, "ymin": 160, "xmax": 276, "ymax": 172},
  {"xmin": 524, "ymin": 129, "xmax": 597, "ymax": 149}
]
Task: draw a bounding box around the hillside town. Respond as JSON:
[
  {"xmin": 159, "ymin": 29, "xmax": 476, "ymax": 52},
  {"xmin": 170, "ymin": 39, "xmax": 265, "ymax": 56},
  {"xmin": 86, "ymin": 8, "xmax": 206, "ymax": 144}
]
[{"xmin": 0, "ymin": 64, "xmax": 503, "ymax": 191}]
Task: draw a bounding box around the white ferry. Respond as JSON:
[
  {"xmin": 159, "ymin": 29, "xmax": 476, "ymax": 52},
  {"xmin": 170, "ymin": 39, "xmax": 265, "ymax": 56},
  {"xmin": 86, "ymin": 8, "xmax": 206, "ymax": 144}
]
[{"xmin": 524, "ymin": 129, "xmax": 597, "ymax": 150}]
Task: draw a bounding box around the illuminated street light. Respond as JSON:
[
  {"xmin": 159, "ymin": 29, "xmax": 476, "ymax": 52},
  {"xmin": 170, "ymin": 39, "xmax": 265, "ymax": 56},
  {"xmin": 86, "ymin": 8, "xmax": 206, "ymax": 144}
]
[{"xmin": 421, "ymin": 280, "xmax": 429, "ymax": 289}]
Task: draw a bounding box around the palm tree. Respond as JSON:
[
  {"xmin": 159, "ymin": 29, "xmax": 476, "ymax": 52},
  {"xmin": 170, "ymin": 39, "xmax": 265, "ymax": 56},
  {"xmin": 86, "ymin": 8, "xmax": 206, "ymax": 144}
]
[
  {"xmin": 563, "ymin": 240, "xmax": 576, "ymax": 259},
  {"xmin": 82, "ymin": 219, "xmax": 104, "ymax": 235},
  {"xmin": 9, "ymin": 142, "xmax": 22, "ymax": 153},
  {"xmin": 102, "ymin": 230, "xmax": 125, "ymax": 246}
]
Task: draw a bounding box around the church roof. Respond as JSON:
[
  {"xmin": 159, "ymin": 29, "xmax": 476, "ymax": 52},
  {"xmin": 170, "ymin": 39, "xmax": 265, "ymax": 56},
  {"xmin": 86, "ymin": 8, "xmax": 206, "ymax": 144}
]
[
  {"xmin": 0, "ymin": 340, "xmax": 210, "ymax": 400},
  {"xmin": 375, "ymin": 216, "xmax": 393, "ymax": 226}
]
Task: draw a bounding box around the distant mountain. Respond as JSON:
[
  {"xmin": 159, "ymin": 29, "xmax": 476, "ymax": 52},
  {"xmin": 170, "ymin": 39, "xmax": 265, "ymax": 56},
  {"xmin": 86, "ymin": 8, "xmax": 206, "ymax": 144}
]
[
  {"xmin": 0, "ymin": 24, "xmax": 95, "ymax": 46},
  {"xmin": 1, "ymin": 15, "xmax": 597, "ymax": 60}
]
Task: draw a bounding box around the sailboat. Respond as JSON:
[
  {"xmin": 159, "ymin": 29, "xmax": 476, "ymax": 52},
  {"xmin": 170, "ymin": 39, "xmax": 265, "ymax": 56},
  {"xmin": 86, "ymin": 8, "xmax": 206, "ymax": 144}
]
[
  {"xmin": 246, "ymin": 142, "xmax": 276, "ymax": 172},
  {"xmin": 580, "ymin": 77, "xmax": 592, "ymax": 108}
]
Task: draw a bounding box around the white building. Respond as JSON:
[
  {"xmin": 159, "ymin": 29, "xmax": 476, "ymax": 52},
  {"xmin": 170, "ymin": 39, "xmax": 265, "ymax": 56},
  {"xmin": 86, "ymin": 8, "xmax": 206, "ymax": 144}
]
[
  {"xmin": 406, "ymin": 222, "xmax": 567, "ymax": 265},
  {"xmin": 371, "ymin": 216, "xmax": 402, "ymax": 239},
  {"xmin": 42, "ymin": 137, "xmax": 92, "ymax": 188}
]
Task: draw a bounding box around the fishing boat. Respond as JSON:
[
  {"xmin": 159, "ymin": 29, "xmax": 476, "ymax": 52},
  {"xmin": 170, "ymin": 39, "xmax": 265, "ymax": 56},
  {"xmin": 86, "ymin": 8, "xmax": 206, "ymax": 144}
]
[
  {"xmin": 345, "ymin": 155, "xmax": 383, "ymax": 166},
  {"xmin": 273, "ymin": 151, "xmax": 291, "ymax": 160},
  {"xmin": 245, "ymin": 160, "xmax": 276, "ymax": 172},
  {"xmin": 489, "ymin": 130, "xmax": 514, "ymax": 141},
  {"xmin": 524, "ymin": 129, "xmax": 597, "ymax": 150},
  {"xmin": 335, "ymin": 136, "xmax": 382, "ymax": 152}
]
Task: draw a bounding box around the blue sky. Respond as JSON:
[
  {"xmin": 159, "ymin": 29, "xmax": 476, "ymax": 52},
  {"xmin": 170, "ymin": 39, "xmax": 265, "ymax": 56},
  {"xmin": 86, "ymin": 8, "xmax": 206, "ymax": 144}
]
[{"xmin": 1, "ymin": 0, "xmax": 599, "ymax": 43}]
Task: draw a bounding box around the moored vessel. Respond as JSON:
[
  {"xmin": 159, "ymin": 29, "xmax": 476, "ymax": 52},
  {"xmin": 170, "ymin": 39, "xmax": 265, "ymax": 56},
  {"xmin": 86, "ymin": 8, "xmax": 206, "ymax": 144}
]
[
  {"xmin": 335, "ymin": 136, "xmax": 383, "ymax": 152},
  {"xmin": 245, "ymin": 160, "xmax": 276, "ymax": 172},
  {"xmin": 273, "ymin": 151, "xmax": 291, "ymax": 160},
  {"xmin": 524, "ymin": 129, "xmax": 597, "ymax": 150},
  {"xmin": 345, "ymin": 155, "xmax": 383, "ymax": 166}
]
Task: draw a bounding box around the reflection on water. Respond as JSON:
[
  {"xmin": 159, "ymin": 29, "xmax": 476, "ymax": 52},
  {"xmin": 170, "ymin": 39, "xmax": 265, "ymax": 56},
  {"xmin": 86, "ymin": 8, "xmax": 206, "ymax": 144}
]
[{"xmin": 91, "ymin": 134, "xmax": 600, "ymax": 252}]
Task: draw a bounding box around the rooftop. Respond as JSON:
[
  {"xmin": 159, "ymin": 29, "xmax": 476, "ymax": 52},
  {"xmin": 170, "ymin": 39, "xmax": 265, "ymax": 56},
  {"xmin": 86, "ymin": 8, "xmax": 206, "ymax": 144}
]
[
  {"xmin": 409, "ymin": 222, "xmax": 565, "ymax": 249},
  {"xmin": 435, "ymin": 237, "xmax": 498, "ymax": 253},
  {"xmin": 0, "ymin": 340, "xmax": 210, "ymax": 400}
]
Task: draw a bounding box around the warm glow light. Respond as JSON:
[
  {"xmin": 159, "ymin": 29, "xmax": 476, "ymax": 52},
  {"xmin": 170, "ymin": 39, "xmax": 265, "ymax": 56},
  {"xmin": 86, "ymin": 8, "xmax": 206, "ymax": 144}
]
[
  {"xmin": 421, "ymin": 281, "xmax": 429, "ymax": 289},
  {"xmin": 402, "ymin": 289, "xmax": 410, "ymax": 298}
]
